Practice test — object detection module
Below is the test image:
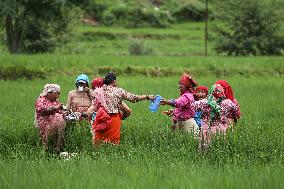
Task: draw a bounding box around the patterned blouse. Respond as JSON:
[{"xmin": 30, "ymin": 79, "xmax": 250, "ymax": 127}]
[
  {"xmin": 66, "ymin": 89, "xmax": 94, "ymax": 113},
  {"xmin": 231, "ymin": 98, "xmax": 241, "ymax": 120},
  {"xmin": 93, "ymin": 85, "xmax": 138, "ymax": 114},
  {"xmin": 35, "ymin": 96, "xmax": 64, "ymax": 124},
  {"xmin": 194, "ymin": 98, "xmax": 239, "ymax": 131}
]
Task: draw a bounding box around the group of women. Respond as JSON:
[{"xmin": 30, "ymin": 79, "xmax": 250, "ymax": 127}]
[
  {"xmin": 35, "ymin": 73, "xmax": 154, "ymax": 152},
  {"xmin": 34, "ymin": 72, "xmax": 240, "ymax": 153},
  {"xmin": 161, "ymin": 73, "xmax": 241, "ymax": 149}
]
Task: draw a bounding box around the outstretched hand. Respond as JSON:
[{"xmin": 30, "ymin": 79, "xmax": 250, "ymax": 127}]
[
  {"xmin": 147, "ymin": 95, "xmax": 155, "ymax": 101},
  {"xmin": 162, "ymin": 109, "xmax": 174, "ymax": 117},
  {"xmin": 160, "ymin": 98, "xmax": 167, "ymax": 105},
  {"xmin": 160, "ymin": 99, "xmax": 175, "ymax": 107}
]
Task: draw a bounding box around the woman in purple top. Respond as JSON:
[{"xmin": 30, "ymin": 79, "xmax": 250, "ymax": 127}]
[{"xmin": 160, "ymin": 73, "xmax": 199, "ymax": 137}]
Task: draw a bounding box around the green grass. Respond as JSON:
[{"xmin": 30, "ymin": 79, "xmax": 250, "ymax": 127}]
[
  {"xmin": 58, "ymin": 39, "xmax": 210, "ymax": 56},
  {"xmin": 77, "ymin": 22, "xmax": 205, "ymax": 36},
  {"xmin": 0, "ymin": 61, "xmax": 283, "ymax": 188},
  {"xmin": 55, "ymin": 22, "xmax": 211, "ymax": 55},
  {"xmin": 0, "ymin": 22, "xmax": 209, "ymax": 55},
  {"xmin": 1, "ymin": 54, "xmax": 283, "ymax": 78},
  {"xmin": 1, "ymin": 159, "xmax": 283, "ymax": 189}
]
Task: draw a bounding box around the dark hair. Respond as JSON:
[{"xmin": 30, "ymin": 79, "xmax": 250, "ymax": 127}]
[{"xmin": 104, "ymin": 72, "xmax": 116, "ymax": 85}]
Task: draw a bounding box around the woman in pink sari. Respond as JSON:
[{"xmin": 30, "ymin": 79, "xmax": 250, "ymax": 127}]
[
  {"xmin": 35, "ymin": 84, "xmax": 65, "ymax": 152},
  {"xmin": 91, "ymin": 73, "xmax": 154, "ymax": 145}
]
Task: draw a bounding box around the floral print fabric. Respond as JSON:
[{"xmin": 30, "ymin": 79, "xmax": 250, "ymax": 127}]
[
  {"xmin": 93, "ymin": 85, "xmax": 138, "ymax": 114},
  {"xmin": 35, "ymin": 96, "xmax": 65, "ymax": 151},
  {"xmin": 194, "ymin": 98, "xmax": 239, "ymax": 145}
]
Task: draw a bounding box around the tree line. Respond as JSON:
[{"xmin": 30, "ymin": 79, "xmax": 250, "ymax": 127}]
[{"xmin": 1, "ymin": 0, "xmax": 283, "ymax": 55}]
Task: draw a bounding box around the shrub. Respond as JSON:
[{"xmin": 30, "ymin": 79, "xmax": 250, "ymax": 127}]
[
  {"xmin": 172, "ymin": 1, "xmax": 207, "ymax": 22},
  {"xmin": 86, "ymin": 0, "xmax": 108, "ymax": 22},
  {"xmin": 213, "ymin": 0, "xmax": 284, "ymax": 56},
  {"xmin": 101, "ymin": 10, "xmax": 116, "ymax": 26},
  {"xmin": 128, "ymin": 39, "xmax": 154, "ymax": 55},
  {"xmin": 101, "ymin": 5, "xmax": 174, "ymax": 28},
  {"xmin": 0, "ymin": 65, "xmax": 47, "ymax": 80}
]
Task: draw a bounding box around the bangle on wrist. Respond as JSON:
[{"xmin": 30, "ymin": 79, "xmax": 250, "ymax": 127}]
[{"xmin": 146, "ymin": 95, "xmax": 149, "ymax": 100}]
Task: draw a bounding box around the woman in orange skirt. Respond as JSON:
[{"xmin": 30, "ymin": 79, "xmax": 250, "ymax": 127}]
[{"xmin": 91, "ymin": 73, "xmax": 154, "ymax": 145}]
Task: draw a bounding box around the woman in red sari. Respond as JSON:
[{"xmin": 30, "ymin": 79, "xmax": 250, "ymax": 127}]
[
  {"xmin": 91, "ymin": 73, "xmax": 154, "ymax": 145},
  {"xmin": 215, "ymin": 80, "xmax": 241, "ymax": 124},
  {"xmin": 35, "ymin": 84, "xmax": 65, "ymax": 152}
]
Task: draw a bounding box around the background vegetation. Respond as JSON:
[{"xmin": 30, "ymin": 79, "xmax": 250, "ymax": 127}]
[{"xmin": 213, "ymin": 0, "xmax": 284, "ymax": 55}]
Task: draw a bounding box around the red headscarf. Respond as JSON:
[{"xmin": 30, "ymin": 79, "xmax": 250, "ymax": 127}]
[
  {"xmin": 92, "ymin": 77, "xmax": 104, "ymax": 89},
  {"xmin": 179, "ymin": 73, "xmax": 198, "ymax": 89},
  {"xmin": 195, "ymin": 86, "xmax": 208, "ymax": 95},
  {"xmin": 215, "ymin": 80, "xmax": 234, "ymax": 101}
]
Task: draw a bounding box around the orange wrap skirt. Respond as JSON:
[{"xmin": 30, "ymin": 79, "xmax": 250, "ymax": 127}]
[{"xmin": 93, "ymin": 113, "xmax": 122, "ymax": 145}]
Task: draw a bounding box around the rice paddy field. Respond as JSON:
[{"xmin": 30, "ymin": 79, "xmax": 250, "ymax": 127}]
[{"xmin": 0, "ymin": 22, "xmax": 284, "ymax": 188}]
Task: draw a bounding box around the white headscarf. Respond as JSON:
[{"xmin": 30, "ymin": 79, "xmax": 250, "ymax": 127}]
[{"xmin": 39, "ymin": 84, "xmax": 61, "ymax": 97}]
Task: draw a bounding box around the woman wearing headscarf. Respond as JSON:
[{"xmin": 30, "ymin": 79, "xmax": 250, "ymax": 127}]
[
  {"xmin": 90, "ymin": 77, "xmax": 132, "ymax": 121},
  {"xmin": 194, "ymin": 86, "xmax": 208, "ymax": 101},
  {"xmin": 35, "ymin": 84, "xmax": 65, "ymax": 152},
  {"xmin": 91, "ymin": 73, "xmax": 155, "ymax": 145},
  {"xmin": 215, "ymin": 80, "xmax": 241, "ymax": 124},
  {"xmin": 193, "ymin": 86, "xmax": 209, "ymax": 128},
  {"xmin": 160, "ymin": 73, "xmax": 199, "ymax": 136},
  {"xmin": 194, "ymin": 84, "xmax": 240, "ymax": 148},
  {"xmin": 91, "ymin": 77, "xmax": 104, "ymax": 90},
  {"xmin": 66, "ymin": 74, "xmax": 94, "ymax": 118}
]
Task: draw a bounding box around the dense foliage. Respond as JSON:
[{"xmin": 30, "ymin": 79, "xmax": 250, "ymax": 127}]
[
  {"xmin": 85, "ymin": 0, "xmax": 206, "ymax": 27},
  {"xmin": 173, "ymin": 1, "xmax": 208, "ymax": 22},
  {"xmin": 213, "ymin": 0, "xmax": 284, "ymax": 56},
  {"xmin": 0, "ymin": 0, "xmax": 81, "ymax": 53},
  {"xmin": 101, "ymin": 5, "xmax": 174, "ymax": 28},
  {"xmin": 0, "ymin": 65, "xmax": 47, "ymax": 80}
]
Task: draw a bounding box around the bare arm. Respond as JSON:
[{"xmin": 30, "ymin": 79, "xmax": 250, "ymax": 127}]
[
  {"xmin": 160, "ymin": 99, "xmax": 176, "ymax": 107},
  {"xmin": 135, "ymin": 95, "xmax": 155, "ymax": 102},
  {"xmin": 40, "ymin": 103, "xmax": 63, "ymax": 116},
  {"xmin": 120, "ymin": 88, "xmax": 154, "ymax": 102}
]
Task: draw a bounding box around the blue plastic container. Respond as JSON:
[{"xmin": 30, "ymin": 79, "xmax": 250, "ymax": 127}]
[{"xmin": 149, "ymin": 95, "xmax": 162, "ymax": 112}]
